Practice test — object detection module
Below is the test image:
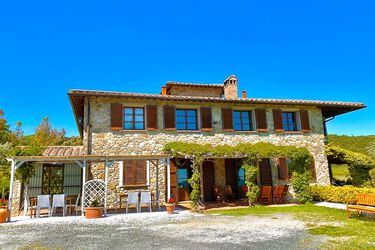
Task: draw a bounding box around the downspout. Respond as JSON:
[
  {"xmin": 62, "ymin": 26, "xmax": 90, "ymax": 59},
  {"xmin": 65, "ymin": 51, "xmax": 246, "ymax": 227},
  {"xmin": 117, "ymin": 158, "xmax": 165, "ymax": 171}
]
[{"xmin": 324, "ymin": 116, "xmax": 335, "ymax": 183}]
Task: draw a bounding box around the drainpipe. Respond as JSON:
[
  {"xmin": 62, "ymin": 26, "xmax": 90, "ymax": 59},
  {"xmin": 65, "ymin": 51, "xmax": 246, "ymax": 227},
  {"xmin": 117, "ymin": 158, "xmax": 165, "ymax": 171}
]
[{"xmin": 324, "ymin": 116, "xmax": 335, "ymax": 183}]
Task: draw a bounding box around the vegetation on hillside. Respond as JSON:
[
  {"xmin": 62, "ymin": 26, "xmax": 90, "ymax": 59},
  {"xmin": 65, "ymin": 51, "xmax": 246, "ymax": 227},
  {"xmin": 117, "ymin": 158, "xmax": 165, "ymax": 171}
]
[{"xmin": 328, "ymin": 134, "xmax": 375, "ymax": 159}]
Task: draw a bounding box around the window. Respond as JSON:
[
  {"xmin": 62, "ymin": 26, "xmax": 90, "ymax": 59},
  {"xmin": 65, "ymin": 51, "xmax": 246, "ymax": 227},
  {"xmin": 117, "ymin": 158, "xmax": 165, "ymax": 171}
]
[
  {"xmin": 123, "ymin": 160, "xmax": 147, "ymax": 186},
  {"xmin": 233, "ymin": 111, "xmax": 252, "ymax": 131},
  {"xmin": 42, "ymin": 164, "xmax": 64, "ymax": 195},
  {"xmin": 124, "ymin": 107, "xmax": 145, "ymax": 130},
  {"xmin": 176, "ymin": 109, "xmax": 197, "ymax": 130},
  {"xmin": 282, "ymin": 112, "xmax": 297, "ymax": 131}
]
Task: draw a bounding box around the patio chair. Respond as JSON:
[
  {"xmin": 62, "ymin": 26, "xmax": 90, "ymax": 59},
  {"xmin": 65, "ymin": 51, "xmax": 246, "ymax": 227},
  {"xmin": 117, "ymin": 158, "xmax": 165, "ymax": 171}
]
[
  {"xmin": 281, "ymin": 185, "xmax": 289, "ymax": 203},
  {"xmin": 273, "ymin": 186, "xmax": 284, "ymax": 204},
  {"xmin": 259, "ymin": 186, "xmax": 272, "ymax": 205},
  {"xmin": 114, "ymin": 191, "xmax": 126, "ymax": 214},
  {"xmin": 139, "ymin": 191, "xmax": 152, "ymax": 213},
  {"xmin": 66, "ymin": 194, "xmax": 81, "ymax": 216},
  {"xmin": 224, "ymin": 185, "xmax": 236, "ymax": 202},
  {"xmin": 36, "ymin": 195, "xmax": 51, "ymax": 218},
  {"xmin": 126, "ymin": 191, "xmax": 139, "ymax": 213},
  {"xmin": 213, "ymin": 185, "xmax": 224, "ymax": 202},
  {"xmin": 51, "ymin": 194, "xmax": 66, "ymax": 217}
]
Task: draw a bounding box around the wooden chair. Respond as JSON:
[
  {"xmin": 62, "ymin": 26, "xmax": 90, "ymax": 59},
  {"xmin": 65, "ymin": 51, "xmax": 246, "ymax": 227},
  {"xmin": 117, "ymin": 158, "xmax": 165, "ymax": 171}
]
[
  {"xmin": 213, "ymin": 185, "xmax": 224, "ymax": 203},
  {"xmin": 273, "ymin": 186, "xmax": 283, "ymax": 204},
  {"xmin": 224, "ymin": 185, "xmax": 236, "ymax": 202},
  {"xmin": 281, "ymin": 185, "xmax": 289, "ymax": 203},
  {"xmin": 259, "ymin": 186, "xmax": 272, "ymax": 205}
]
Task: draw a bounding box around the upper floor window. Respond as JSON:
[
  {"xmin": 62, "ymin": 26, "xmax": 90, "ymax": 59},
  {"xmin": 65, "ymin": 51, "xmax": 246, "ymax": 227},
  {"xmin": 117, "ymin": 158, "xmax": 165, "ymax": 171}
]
[
  {"xmin": 282, "ymin": 112, "xmax": 297, "ymax": 131},
  {"xmin": 176, "ymin": 109, "xmax": 197, "ymax": 130},
  {"xmin": 124, "ymin": 107, "xmax": 145, "ymax": 130},
  {"xmin": 233, "ymin": 111, "xmax": 252, "ymax": 131}
]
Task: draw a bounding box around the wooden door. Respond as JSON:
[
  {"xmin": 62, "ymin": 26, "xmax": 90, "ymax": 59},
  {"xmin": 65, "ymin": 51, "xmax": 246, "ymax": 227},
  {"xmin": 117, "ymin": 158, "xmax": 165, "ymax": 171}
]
[
  {"xmin": 259, "ymin": 158, "xmax": 273, "ymax": 186},
  {"xmin": 225, "ymin": 159, "xmax": 238, "ymax": 197},
  {"xmin": 202, "ymin": 161, "xmax": 215, "ymax": 202},
  {"xmin": 168, "ymin": 159, "xmax": 178, "ymax": 201}
]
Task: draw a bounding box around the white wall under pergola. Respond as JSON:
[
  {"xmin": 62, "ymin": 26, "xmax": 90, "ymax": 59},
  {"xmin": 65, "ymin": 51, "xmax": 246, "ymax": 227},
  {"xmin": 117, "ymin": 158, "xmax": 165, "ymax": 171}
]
[{"xmin": 6, "ymin": 154, "xmax": 171, "ymax": 221}]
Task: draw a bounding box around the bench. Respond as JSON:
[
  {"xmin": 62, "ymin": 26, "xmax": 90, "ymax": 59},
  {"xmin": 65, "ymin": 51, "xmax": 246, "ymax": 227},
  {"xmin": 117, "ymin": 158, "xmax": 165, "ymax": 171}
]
[{"xmin": 346, "ymin": 193, "xmax": 375, "ymax": 218}]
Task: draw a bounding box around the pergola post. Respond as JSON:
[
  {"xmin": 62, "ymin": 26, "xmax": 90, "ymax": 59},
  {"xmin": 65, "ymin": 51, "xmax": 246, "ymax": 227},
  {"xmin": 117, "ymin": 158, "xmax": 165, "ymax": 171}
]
[
  {"xmin": 155, "ymin": 159, "xmax": 159, "ymax": 209},
  {"xmin": 7, "ymin": 159, "xmax": 25, "ymax": 222},
  {"xmin": 166, "ymin": 157, "xmax": 171, "ymax": 200},
  {"xmin": 7, "ymin": 160, "xmax": 15, "ymax": 222},
  {"xmin": 82, "ymin": 160, "xmax": 86, "ymax": 216},
  {"xmin": 104, "ymin": 159, "xmax": 108, "ymax": 216}
]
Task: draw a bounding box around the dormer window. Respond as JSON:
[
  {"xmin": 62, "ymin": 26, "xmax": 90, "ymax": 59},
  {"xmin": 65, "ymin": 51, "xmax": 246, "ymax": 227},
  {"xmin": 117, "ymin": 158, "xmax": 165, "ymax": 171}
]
[{"xmin": 124, "ymin": 107, "xmax": 145, "ymax": 130}]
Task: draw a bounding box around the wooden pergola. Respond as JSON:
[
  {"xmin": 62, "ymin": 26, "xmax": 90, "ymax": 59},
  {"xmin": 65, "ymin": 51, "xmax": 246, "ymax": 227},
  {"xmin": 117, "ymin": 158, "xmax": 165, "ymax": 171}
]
[{"xmin": 6, "ymin": 154, "xmax": 171, "ymax": 221}]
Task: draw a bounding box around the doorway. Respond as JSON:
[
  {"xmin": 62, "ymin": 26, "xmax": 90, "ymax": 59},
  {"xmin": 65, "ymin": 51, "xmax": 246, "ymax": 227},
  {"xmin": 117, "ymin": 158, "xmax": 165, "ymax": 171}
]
[
  {"xmin": 259, "ymin": 158, "xmax": 273, "ymax": 186},
  {"xmin": 202, "ymin": 160, "xmax": 215, "ymax": 202}
]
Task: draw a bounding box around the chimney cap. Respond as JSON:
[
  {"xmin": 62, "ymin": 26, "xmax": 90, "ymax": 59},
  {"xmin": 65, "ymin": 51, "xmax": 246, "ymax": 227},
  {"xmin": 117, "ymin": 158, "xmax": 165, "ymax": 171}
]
[{"xmin": 224, "ymin": 75, "xmax": 238, "ymax": 83}]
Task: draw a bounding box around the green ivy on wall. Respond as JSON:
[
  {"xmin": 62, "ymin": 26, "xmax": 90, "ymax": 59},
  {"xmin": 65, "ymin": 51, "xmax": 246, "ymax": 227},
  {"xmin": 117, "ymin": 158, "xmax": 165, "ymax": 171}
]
[{"xmin": 163, "ymin": 142, "xmax": 314, "ymax": 208}]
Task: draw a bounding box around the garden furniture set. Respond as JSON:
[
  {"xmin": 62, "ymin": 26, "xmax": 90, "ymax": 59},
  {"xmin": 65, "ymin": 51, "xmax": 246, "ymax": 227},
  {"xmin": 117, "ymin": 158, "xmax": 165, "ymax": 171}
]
[
  {"xmin": 114, "ymin": 190, "xmax": 160, "ymax": 213},
  {"xmin": 28, "ymin": 194, "xmax": 80, "ymax": 218}
]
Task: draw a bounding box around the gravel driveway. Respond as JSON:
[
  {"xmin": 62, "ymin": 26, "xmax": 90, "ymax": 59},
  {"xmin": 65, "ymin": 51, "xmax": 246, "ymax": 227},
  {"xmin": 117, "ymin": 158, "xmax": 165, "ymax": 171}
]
[{"xmin": 0, "ymin": 210, "xmax": 312, "ymax": 250}]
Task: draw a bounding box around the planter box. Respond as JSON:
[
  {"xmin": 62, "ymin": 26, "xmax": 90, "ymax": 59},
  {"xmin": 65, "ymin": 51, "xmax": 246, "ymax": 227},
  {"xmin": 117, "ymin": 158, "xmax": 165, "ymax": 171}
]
[{"xmin": 85, "ymin": 207, "xmax": 103, "ymax": 219}]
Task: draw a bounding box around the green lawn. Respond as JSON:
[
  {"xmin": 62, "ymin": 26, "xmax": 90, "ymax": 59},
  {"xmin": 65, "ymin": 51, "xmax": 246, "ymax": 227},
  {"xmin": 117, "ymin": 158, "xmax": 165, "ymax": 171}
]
[
  {"xmin": 208, "ymin": 204, "xmax": 375, "ymax": 250},
  {"xmin": 331, "ymin": 164, "xmax": 350, "ymax": 181}
]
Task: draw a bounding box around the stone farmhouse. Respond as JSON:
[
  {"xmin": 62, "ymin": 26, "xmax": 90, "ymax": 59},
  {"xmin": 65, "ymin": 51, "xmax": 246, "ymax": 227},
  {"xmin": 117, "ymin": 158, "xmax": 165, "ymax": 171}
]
[{"xmin": 9, "ymin": 75, "xmax": 365, "ymax": 215}]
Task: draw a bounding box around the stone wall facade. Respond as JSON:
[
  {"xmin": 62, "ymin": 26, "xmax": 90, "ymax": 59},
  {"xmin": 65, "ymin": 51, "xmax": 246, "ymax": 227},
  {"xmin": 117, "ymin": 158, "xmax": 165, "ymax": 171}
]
[{"xmin": 83, "ymin": 96, "xmax": 330, "ymax": 206}]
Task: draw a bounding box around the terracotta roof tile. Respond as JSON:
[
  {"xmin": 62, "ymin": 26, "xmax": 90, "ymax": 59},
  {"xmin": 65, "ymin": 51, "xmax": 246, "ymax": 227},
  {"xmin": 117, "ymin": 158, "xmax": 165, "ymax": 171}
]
[
  {"xmin": 43, "ymin": 146, "xmax": 85, "ymax": 157},
  {"xmin": 165, "ymin": 82, "xmax": 224, "ymax": 88}
]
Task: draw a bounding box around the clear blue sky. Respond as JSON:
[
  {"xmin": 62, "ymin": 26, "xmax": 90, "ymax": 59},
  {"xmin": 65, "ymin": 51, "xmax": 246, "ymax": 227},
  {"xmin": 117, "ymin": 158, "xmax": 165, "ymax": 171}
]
[{"xmin": 0, "ymin": 0, "xmax": 374, "ymax": 136}]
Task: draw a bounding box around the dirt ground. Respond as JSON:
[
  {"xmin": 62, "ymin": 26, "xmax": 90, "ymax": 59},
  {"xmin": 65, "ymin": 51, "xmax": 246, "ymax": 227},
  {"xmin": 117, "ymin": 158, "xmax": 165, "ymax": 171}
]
[{"xmin": 0, "ymin": 211, "xmax": 316, "ymax": 250}]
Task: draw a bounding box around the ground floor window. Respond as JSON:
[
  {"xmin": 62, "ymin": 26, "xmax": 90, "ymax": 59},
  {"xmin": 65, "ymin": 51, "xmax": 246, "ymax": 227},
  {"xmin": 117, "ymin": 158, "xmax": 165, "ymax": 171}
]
[
  {"xmin": 123, "ymin": 160, "xmax": 147, "ymax": 186},
  {"xmin": 42, "ymin": 164, "xmax": 64, "ymax": 194}
]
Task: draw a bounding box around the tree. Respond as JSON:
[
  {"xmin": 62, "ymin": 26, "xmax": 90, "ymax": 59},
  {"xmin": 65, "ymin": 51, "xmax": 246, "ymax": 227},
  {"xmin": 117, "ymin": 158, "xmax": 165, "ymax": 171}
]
[
  {"xmin": 0, "ymin": 110, "xmax": 11, "ymax": 144},
  {"xmin": 32, "ymin": 117, "xmax": 66, "ymax": 146}
]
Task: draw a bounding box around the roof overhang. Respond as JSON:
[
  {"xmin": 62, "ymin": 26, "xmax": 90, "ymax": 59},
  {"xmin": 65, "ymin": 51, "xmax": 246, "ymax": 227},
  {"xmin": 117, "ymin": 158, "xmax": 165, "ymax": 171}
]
[{"xmin": 7, "ymin": 154, "xmax": 169, "ymax": 163}]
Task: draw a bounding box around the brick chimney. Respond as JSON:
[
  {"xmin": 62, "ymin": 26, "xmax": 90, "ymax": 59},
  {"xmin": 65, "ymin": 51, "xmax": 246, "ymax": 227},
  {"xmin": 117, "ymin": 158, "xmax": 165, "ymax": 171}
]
[
  {"xmin": 242, "ymin": 90, "xmax": 247, "ymax": 98},
  {"xmin": 223, "ymin": 75, "xmax": 238, "ymax": 99},
  {"xmin": 161, "ymin": 86, "xmax": 167, "ymax": 95}
]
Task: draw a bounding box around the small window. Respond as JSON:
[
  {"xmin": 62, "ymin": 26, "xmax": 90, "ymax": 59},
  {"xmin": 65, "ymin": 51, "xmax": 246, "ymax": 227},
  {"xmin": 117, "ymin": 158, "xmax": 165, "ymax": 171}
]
[
  {"xmin": 176, "ymin": 109, "xmax": 197, "ymax": 130},
  {"xmin": 233, "ymin": 111, "xmax": 252, "ymax": 131},
  {"xmin": 282, "ymin": 112, "xmax": 297, "ymax": 131},
  {"xmin": 124, "ymin": 107, "xmax": 145, "ymax": 130},
  {"xmin": 123, "ymin": 160, "xmax": 147, "ymax": 186}
]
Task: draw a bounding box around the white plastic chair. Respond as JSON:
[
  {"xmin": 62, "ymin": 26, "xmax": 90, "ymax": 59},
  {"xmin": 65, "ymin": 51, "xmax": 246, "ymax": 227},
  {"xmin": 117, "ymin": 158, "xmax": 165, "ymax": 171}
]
[
  {"xmin": 139, "ymin": 191, "xmax": 152, "ymax": 212},
  {"xmin": 66, "ymin": 194, "xmax": 80, "ymax": 216},
  {"xmin": 36, "ymin": 195, "xmax": 51, "ymax": 218},
  {"xmin": 126, "ymin": 192, "xmax": 139, "ymax": 213},
  {"xmin": 51, "ymin": 194, "xmax": 66, "ymax": 217}
]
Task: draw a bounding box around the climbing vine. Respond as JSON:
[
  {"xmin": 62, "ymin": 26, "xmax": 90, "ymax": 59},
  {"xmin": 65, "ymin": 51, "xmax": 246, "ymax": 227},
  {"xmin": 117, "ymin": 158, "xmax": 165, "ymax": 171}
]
[{"xmin": 163, "ymin": 142, "xmax": 313, "ymax": 207}]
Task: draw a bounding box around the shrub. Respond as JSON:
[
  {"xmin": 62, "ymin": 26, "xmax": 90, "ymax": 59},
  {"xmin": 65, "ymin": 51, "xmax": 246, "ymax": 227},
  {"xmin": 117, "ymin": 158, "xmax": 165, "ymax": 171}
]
[
  {"xmin": 309, "ymin": 185, "xmax": 375, "ymax": 204},
  {"xmin": 242, "ymin": 162, "xmax": 260, "ymax": 206},
  {"xmin": 369, "ymin": 168, "xmax": 375, "ymax": 187},
  {"xmin": 291, "ymin": 171, "xmax": 312, "ymax": 203}
]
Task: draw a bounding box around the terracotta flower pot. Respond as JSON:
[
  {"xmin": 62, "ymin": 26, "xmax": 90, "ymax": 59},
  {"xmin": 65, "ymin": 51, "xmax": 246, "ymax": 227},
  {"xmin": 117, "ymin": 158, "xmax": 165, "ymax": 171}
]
[
  {"xmin": 0, "ymin": 206, "xmax": 8, "ymax": 223},
  {"xmin": 85, "ymin": 207, "xmax": 103, "ymax": 219},
  {"xmin": 165, "ymin": 203, "xmax": 175, "ymax": 214}
]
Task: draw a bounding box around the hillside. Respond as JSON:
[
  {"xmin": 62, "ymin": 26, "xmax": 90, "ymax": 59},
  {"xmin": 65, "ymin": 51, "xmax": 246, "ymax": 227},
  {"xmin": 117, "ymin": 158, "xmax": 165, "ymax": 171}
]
[{"xmin": 328, "ymin": 134, "xmax": 375, "ymax": 159}]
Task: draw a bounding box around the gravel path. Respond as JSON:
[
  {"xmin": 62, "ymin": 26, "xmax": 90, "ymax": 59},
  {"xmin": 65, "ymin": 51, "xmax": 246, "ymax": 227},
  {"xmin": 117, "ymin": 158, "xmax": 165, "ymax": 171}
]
[{"xmin": 0, "ymin": 210, "xmax": 312, "ymax": 250}]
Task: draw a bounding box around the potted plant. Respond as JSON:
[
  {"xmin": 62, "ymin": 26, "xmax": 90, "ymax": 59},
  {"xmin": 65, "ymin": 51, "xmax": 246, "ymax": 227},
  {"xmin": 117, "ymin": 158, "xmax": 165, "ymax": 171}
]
[
  {"xmin": 85, "ymin": 197, "xmax": 103, "ymax": 219},
  {"xmin": 165, "ymin": 198, "xmax": 175, "ymax": 214},
  {"xmin": 0, "ymin": 199, "xmax": 8, "ymax": 223}
]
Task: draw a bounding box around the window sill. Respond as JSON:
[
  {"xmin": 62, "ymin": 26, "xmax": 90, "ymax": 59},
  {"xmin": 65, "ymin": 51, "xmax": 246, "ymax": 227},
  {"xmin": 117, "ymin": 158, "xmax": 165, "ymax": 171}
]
[
  {"xmin": 233, "ymin": 130, "xmax": 257, "ymax": 134},
  {"xmin": 256, "ymin": 129, "xmax": 268, "ymax": 133},
  {"xmin": 118, "ymin": 184, "xmax": 149, "ymax": 188},
  {"xmin": 284, "ymin": 131, "xmax": 303, "ymax": 135}
]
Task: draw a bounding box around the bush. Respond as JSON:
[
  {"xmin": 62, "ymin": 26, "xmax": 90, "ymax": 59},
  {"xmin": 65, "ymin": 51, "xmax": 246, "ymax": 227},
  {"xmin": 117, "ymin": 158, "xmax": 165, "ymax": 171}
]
[
  {"xmin": 309, "ymin": 185, "xmax": 375, "ymax": 204},
  {"xmin": 291, "ymin": 171, "xmax": 312, "ymax": 203},
  {"xmin": 369, "ymin": 168, "xmax": 375, "ymax": 187}
]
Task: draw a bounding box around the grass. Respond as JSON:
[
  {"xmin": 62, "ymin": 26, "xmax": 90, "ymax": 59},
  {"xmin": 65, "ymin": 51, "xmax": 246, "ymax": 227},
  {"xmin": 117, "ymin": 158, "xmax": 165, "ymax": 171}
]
[
  {"xmin": 331, "ymin": 164, "xmax": 350, "ymax": 181},
  {"xmin": 208, "ymin": 204, "xmax": 375, "ymax": 249}
]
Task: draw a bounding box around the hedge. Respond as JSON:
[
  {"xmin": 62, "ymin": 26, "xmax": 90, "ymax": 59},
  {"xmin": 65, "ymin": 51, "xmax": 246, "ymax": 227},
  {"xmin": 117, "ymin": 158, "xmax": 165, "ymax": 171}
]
[{"xmin": 309, "ymin": 185, "xmax": 375, "ymax": 204}]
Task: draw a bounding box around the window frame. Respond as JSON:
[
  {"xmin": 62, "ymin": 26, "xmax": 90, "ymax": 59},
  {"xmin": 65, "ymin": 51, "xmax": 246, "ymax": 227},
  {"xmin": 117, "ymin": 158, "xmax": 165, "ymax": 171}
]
[
  {"xmin": 123, "ymin": 107, "xmax": 145, "ymax": 130},
  {"xmin": 176, "ymin": 109, "xmax": 198, "ymax": 131},
  {"xmin": 282, "ymin": 111, "xmax": 298, "ymax": 131},
  {"xmin": 233, "ymin": 110, "xmax": 253, "ymax": 131}
]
